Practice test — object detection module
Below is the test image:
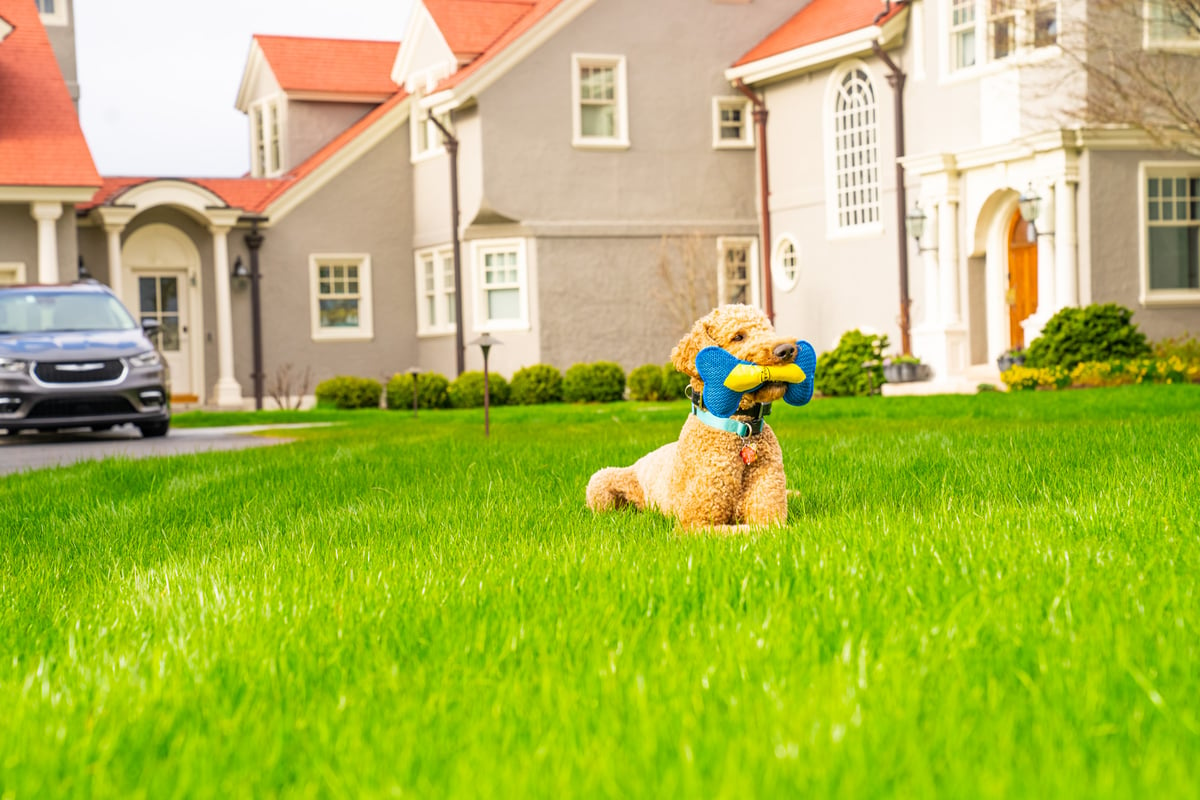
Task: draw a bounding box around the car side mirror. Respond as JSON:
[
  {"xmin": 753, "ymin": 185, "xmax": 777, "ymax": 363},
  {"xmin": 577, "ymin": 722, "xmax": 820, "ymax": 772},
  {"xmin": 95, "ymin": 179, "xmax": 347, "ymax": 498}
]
[{"xmin": 141, "ymin": 318, "xmax": 161, "ymax": 339}]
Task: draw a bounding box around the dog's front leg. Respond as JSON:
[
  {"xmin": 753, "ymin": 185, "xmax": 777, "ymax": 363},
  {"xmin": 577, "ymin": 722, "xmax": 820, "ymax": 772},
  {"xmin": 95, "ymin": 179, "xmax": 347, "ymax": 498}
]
[{"xmin": 735, "ymin": 434, "xmax": 788, "ymax": 527}]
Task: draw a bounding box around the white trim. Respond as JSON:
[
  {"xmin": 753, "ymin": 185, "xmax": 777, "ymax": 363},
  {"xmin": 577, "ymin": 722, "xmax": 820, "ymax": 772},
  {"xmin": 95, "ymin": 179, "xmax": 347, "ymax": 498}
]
[
  {"xmin": 716, "ymin": 236, "xmax": 760, "ymax": 308},
  {"xmin": 36, "ymin": 0, "xmax": 68, "ymax": 26},
  {"xmin": 392, "ymin": 2, "xmax": 457, "ymax": 91},
  {"xmin": 772, "ymin": 235, "xmax": 799, "ymax": 292},
  {"xmin": 938, "ymin": 0, "xmax": 1062, "ymax": 85},
  {"xmin": 285, "ymin": 90, "xmax": 395, "ymax": 104},
  {"xmin": 1142, "ymin": 0, "xmax": 1200, "ymax": 51},
  {"xmin": 712, "ymin": 96, "xmax": 754, "ymax": 149},
  {"xmin": 249, "ymin": 95, "xmax": 287, "ymax": 178},
  {"xmin": 309, "ymin": 253, "xmax": 375, "ymax": 341},
  {"xmin": 414, "ymin": 244, "xmax": 458, "ymax": 336},
  {"xmin": 1138, "ymin": 161, "xmax": 1200, "ymax": 306},
  {"xmin": 0, "ymin": 17, "xmax": 13, "ymax": 44},
  {"xmin": 0, "ymin": 186, "xmax": 98, "ymax": 203},
  {"xmin": 571, "ymin": 53, "xmax": 630, "ymax": 150},
  {"xmin": 0, "ymin": 263, "xmax": 27, "ymax": 286},
  {"xmin": 825, "ymin": 60, "xmax": 884, "ymax": 237},
  {"xmin": 411, "ymin": 103, "xmax": 449, "ymax": 163},
  {"xmin": 470, "ymin": 238, "xmax": 530, "ymax": 332}
]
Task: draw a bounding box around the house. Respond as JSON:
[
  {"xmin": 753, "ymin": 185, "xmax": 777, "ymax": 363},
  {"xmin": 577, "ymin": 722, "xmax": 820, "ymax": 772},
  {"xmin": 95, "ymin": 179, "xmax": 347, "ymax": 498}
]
[{"xmin": 728, "ymin": 0, "xmax": 1200, "ymax": 390}]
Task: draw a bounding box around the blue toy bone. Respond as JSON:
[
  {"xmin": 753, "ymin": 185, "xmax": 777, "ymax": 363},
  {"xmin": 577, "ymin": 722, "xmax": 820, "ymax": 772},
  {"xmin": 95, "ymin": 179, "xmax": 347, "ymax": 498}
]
[{"xmin": 694, "ymin": 340, "xmax": 817, "ymax": 418}]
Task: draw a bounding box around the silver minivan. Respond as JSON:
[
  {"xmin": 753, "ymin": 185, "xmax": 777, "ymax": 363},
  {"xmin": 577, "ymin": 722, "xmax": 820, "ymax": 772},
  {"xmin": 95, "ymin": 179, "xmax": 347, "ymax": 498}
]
[{"xmin": 0, "ymin": 282, "xmax": 170, "ymax": 437}]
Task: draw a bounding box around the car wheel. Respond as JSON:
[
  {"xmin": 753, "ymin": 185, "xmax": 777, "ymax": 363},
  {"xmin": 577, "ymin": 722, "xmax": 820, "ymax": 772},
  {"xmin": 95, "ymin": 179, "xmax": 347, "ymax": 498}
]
[{"xmin": 137, "ymin": 420, "xmax": 170, "ymax": 438}]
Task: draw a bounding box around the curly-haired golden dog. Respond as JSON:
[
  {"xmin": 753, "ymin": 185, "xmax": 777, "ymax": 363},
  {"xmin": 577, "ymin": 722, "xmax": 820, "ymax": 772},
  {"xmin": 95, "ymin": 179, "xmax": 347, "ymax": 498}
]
[{"xmin": 586, "ymin": 304, "xmax": 811, "ymax": 531}]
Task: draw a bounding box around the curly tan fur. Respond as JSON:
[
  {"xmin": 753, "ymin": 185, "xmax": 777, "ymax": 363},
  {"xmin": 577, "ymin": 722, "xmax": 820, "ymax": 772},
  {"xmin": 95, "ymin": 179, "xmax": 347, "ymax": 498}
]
[{"xmin": 585, "ymin": 304, "xmax": 800, "ymax": 532}]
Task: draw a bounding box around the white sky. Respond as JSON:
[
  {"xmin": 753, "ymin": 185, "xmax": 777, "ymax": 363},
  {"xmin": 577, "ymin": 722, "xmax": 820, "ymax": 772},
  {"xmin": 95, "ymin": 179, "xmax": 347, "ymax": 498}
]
[{"xmin": 74, "ymin": 0, "xmax": 414, "ymax": 178}]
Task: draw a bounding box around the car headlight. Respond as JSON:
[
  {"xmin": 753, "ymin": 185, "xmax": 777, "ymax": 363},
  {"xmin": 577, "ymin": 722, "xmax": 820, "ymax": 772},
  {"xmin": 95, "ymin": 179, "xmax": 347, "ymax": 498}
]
[
  {"xmin": 128, "ymin": 350, "xmax": 162, "ymax": 367},
  {"xmin": 0, "ymin": 357, "xmax": 29, "ymax": 373}
]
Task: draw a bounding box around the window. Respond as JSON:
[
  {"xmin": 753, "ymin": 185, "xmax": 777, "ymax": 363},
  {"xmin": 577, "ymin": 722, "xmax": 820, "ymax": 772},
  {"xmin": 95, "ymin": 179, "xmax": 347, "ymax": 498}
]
[
  {"xmin": 415, "ymin": 246, "xmax": 457, "ymax": 335},
  {"xmin": 36, "ymin": 0, "xmax": 67, "ymax": 25},
  {"xmin": 773, "ymin": 237, "xmax": 799, "ymax": 292},
  {"xmin": 1145, "ymin": 170, "xmax": 1200, "ymax": 300},
  {"xmin": 832, "ymin": 67, "xmax": 881, "ymax": 231},
  {"xmin": 412, "ymin": 109, "xmax": 451, "ymax": 161},
  {"xmin": 717, "ymin": 237, "xmax": 758, "ymax": 306},
  {"xmin": 712, "ymin": 97, "xmax": 753, "ymax": 149},
  {"xmin": 249, "ymin": 98, "xmax": 284, "ymax": 177},
  {"xmin": 572, "ymin": 54, "xmax": 629, "ymax": 149},
  {"xmin": 1032, "ymin": 0, "xmax": 1058, "ymax": 47},
  {"xmin": 988, "ymin": 0, "xmax": 1018, "ymax": 60},
  {"xmin": 1146, "ymin": 0, "xmax": 1200, "ymax": 47},
  {"xmin": 951, "ymin": 0, "xmax": 977, "ymax": 69},
  {"xmin": 472, "ymin": 239, "xmax": 530, "ymax": 331},
  {"xmin": 309, "ymin": 254, "xmax": 374, "ymax": 340}
]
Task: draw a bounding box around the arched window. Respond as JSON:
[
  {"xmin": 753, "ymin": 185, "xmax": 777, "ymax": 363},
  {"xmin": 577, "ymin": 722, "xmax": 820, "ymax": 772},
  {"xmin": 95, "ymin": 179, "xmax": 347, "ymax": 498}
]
[
  {"xmin": 832, "ymin": 68, "xmax": 881, "ymax": 230},
  {"xmin": 773, "ymin": 236, "xmax": 799, "ymax": 292}
]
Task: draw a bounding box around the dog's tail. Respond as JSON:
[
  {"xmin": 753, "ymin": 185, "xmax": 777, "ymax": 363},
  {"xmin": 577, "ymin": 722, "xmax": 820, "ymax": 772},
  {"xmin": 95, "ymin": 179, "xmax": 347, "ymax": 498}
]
[{"xmin": 586, "ymin": 467, "xmax": 646, "ymax": 513}]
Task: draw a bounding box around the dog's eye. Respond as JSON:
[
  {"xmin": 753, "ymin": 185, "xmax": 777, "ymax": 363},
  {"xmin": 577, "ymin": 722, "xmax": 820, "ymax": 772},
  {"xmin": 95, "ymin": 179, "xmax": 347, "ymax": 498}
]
[{"xmin": 730, "ymin": 333, "xmax": 745, "ymax": 343}]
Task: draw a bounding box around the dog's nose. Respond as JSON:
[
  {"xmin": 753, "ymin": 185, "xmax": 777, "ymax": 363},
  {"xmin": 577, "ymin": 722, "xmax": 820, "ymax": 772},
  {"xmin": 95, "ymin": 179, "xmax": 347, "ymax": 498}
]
[{"xmin": 773, "ymin": 342, "xmax": 797, "ymax": 362}]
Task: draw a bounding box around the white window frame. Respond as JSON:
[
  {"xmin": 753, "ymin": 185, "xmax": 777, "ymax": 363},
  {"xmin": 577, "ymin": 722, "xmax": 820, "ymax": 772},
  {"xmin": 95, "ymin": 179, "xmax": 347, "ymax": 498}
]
[
  {"xmin": 471, "ymin": 238, "xmax": 530, "ymax": 332},
  {"xmin": 411, "ymin": 107, "xmax": 450, "ymax": 163},
  {"xmin": 987, "ymin": 0, "xmax": 1019, "ymax": 61},
  {"xmin": 36, "ymin": 0, "xmax": 69, "ymax": 26},
  {"xmin": 712, "ymin": 97, "xmax": 754, "ymax": 149},
  {"xmin": 0, "ymin": 262, "xmax": 27, "ymax": 286},
  {"xmin": 249, "ymin": 96, "xmax": 286, "ymax": 177},
  {"xmin": 717, "ymin": 236, "xmax": 760, "ymax": 307},
  {"xmin": 1144, "ymin": 0, "xmax": 1200, "ymax": 50},
  {"xmin": 942, "ymin": 1, "xmax": 1061, "ymax": 81},
  {"xmin": 1139, "ymin": 163, "xmax": 1200, "ymax": 306},
  {"xmin": 950, "ymin": 0, "xmax": 978, "ymax": 71},
  {"xmin": 826, "ymin": 62, "xmax": 883, "ymax": 237},
  {"xmin": 308, "ymin": 253, "xmax": 374, "ymax": 341},
  {"xmin": 772, "ymin": 236, "xmax": 799, "ymax": 292},
  {"xmin": 414, "ymin": 245, "xmax": 458, "ymax": 336},
  {"xmin": 571, "ymin": 54, "xmax": 629, "ymax": 150}
]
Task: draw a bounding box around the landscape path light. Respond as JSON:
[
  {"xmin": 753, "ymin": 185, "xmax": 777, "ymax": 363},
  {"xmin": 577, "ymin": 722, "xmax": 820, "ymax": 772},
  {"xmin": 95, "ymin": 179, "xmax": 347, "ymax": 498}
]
[{"xmin": 469, "ymin": 332, "xmax": 502, "ymax": 437}]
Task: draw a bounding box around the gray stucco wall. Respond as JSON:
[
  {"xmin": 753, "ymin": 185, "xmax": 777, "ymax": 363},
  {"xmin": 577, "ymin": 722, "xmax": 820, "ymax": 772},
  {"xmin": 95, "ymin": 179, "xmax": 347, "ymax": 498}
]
[
  {"xmin": 0, "ymin": 206, "xmax": 38, "ymax": 275},
  {"xmin": 286, "ymin": 100, "xmax": 379, "ymax": 171},
  {"xmin": 43, "ymin": 0, "xmax": 79, "ymax": 105}
]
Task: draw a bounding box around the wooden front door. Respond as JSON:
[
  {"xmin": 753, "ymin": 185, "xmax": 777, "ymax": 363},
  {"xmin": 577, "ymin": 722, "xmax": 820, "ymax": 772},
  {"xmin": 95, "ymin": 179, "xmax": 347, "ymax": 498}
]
[{"xmin": 1007, "ymin": 214, "xmax": 1038, "ymax": 348}]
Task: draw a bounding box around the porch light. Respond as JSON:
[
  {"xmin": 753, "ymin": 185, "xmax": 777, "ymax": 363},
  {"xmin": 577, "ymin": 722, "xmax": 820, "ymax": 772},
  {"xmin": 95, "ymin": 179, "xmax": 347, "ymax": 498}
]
[
  {"xmin": 1018, "ymin": 183, "xmax": 1042, "ymax": 224},
  {"xmin": 905, "ymin": 202, "xmax": 935, "ymax": 252},
  {"xmin": 231, "ymin": 255, "xmax": 250, "ymax": 284},
  {"xmin": 469, "ymin": 333, "xmax": 503, "ymax": 437}
]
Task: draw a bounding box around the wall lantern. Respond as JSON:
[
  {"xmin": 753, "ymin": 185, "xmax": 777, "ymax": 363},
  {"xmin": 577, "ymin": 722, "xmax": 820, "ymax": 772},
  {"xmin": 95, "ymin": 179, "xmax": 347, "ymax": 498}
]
[
  {"xmin": 905, "ymin": 202, "xmax": 936, "ymax": 252},
  {"xmin": 231, "ymin": 255, "xmax": 250, "ymax": 286}
]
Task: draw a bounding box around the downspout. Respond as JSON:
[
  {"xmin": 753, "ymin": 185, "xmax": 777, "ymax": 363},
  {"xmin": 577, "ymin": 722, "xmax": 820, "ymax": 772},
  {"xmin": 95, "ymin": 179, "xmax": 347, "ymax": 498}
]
[
  {"xmin": 733, "ymin": 79, "xmax": 775, "ymax": 324},
  {"xmin": 428, "ymin": 111, "xmax": 466, "ymax": 377},
  {"xmin": 872, "ymin": 1, "xmax": 913, "ymax": 355}
]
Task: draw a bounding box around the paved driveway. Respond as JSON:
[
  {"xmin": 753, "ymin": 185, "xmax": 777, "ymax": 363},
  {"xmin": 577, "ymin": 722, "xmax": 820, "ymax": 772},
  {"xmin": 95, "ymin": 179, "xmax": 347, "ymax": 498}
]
[{"xmin": 0, "ymin": 424, "xmax": 320, "ymax": 477}]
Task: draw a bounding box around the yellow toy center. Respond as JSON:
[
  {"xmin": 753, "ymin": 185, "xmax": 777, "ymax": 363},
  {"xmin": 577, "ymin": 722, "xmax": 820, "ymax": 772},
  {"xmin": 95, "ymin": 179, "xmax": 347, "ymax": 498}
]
[{"xmin": 722, "ymin": 362, "xmax": 806, "ymax": 392}]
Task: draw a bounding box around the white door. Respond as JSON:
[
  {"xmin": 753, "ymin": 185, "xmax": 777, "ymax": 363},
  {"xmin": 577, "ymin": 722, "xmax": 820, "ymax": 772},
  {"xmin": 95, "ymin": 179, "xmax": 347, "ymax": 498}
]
[{"xmin": 136, "ymin": 272, "xmax": 191, "ymax": 395}]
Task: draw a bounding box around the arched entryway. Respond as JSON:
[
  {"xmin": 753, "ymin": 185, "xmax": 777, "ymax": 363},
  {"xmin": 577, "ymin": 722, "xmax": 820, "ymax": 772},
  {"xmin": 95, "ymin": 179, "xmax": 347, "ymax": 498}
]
[
  {"xmin": 122, "ymin": 224, "xmax": 203, "ymax": 400},
  {"xmin": 1006, "ymin": 213, "xmax": 1038, "ymax": 348}
]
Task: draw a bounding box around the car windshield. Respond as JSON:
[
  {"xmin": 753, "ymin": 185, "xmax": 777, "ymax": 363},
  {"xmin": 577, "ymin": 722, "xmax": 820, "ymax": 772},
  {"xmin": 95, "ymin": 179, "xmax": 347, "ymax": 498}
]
[{"xmin": 0, "ymin": 290, "xmax": 137, "ymax": 335}]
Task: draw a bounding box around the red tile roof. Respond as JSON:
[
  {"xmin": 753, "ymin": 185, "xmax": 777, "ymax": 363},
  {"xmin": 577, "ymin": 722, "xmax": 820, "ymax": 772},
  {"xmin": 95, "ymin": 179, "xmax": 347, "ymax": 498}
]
[
  {"xmin": 0, "ymin": 0, "xmax": 100, "ymax": 188},
  {"xmin": 255, "ymin": 35, "xmax": 401, "ymax": 96},
  {"xmin": 79, "ymin": 176, "xmax": 290, "ymax": 214},
  {"xmin": 427, "ymin": 0, "xmax": 564, "ymax": 92},
  {"xmin": 733, "ymin": 0, "xmax": 905, "ymax": 67}
]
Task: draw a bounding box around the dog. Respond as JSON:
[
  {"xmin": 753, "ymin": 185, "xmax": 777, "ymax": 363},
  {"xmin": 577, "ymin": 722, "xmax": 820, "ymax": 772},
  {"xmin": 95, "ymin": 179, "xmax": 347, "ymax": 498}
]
[{"xmin": 586, "ymin": 304, "xmax": 814, "ymax": 531}]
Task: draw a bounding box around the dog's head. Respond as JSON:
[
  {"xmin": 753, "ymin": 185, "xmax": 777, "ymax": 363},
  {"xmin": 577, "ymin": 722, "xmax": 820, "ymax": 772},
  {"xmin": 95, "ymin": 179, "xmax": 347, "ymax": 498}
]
[{"xmin": 670, "ymin": 304, "xmax": 800, "ymax": 410}]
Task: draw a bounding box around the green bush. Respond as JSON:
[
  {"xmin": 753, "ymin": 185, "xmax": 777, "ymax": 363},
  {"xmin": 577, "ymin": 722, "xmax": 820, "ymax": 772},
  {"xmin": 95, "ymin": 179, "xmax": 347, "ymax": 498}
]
[
  {"xmin": 447, "ymin": 371, "xmax": 511, "ymax": 408},
  {"xmin": 662, "ymin": 363, "xmax": 693, "ymax": 402},
  {"xmin": 628, "ymin": 364, "xmax": 666, "ymax": 401},
  {"xmin": 563, "ymin": 361, "xmax": 626, "ymax": 403},
  {"xmin": 314, "ymin": 375, "xmax": 382, "ymax": 409},
  {"xmin": 1025, "ymin": 303, "xmax": 1150, "ymax": 369},
  {"xmin": 1153, "ymin": 332, "xmax": 1200, "ymax": 363},
  {"xmin": 386, "ymin": 372, "xmax": 450, "ymax": 410},
  {"xmin": 815, "ymin": 330, "xmax": 888, "ymax": 397},
  {"xmin": 509, "ymin": 364, "xmax": 563, "ymax": 405}
]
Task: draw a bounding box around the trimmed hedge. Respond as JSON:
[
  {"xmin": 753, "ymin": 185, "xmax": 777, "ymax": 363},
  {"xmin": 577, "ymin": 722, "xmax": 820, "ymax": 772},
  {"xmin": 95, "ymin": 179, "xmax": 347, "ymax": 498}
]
[
  {"xmin": 386, "ymin": 372, "xmax": 450, "ymax": 410},
  {"xmin": 1025, "ymin": 303, "xmax": 1150, "ymax": 369},
  {"xmin": 815, "ymin": 330, "xmax": 888, "ymax": 397},
  {"xmin": 563, "ymin": 361, "xmax": 626, "ymax": 403},
  {"xmin": 447, "ymin": 371, "xmax": 511, "ymax": 408},
  {"xmin": 662, "ymin": 363, "xmax": 692, "ymax": 401},
  {"xmin": 315, "ymin": 375, "xmax": 382, "ymax": 409},
  {"xmin": 509, "ymin": 364, "xmax": 563, "ymax": 405},
  {"xmin": 628, "ymin": 364, "xmax": 666, "ymax": 401}
]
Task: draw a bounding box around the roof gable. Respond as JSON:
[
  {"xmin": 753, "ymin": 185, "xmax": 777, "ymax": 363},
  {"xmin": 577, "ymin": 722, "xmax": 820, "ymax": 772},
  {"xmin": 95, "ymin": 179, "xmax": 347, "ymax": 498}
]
[
  {"xmin": 0, "ymin": 0, "xmax": 100, "ymax": 189},
  {"xmin": 425, "ymin": 0, "xmax": 535, "ymax": 59},
  {"xmin": 733, "ymin": 0, "xmax": 905, "ymax": 68},
  {"xmin": 256, "ymin": 35, "xmax": 400, "ymax": 96}
]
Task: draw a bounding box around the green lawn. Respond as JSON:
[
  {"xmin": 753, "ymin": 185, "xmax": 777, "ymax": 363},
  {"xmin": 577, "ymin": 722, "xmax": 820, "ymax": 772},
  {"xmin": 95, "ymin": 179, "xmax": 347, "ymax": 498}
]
[{"xmin": 2, "ymin": 386, "xmax": 1198, "ymax": 798}]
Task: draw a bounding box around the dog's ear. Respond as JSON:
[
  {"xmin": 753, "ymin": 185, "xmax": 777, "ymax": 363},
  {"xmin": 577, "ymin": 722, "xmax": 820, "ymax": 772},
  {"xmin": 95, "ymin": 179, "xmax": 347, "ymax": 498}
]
[{"xmin": 670, "ymin": 317, "xmax": 712, "ymax": 378}]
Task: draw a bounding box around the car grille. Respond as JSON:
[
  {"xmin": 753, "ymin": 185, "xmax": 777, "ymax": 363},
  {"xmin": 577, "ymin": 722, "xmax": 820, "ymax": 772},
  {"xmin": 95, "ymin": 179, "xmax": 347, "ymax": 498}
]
[
  {"xmin": 26, "ymin": 396, "xmax": 136, "ymax": 419},
  {"xmin": 34, "ymin": 359, "xmax": 125, "ymax": 384}
]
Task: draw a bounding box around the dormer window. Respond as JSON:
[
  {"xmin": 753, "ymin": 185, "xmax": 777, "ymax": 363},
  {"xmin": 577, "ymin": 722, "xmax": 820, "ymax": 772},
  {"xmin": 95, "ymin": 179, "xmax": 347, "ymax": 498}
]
[
  {"xmin": 36, "ymin": 0, "xmax": 68, "ymax": 26},
  {"xmin": 250, "ymin": 97, "xmax": 285, "ymax": 177}
]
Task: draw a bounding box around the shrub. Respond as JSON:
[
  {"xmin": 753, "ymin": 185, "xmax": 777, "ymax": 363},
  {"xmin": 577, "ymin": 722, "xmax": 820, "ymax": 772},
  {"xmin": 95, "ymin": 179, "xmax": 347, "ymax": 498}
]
[
  {"xmin": 447, "ymin": 371, "xmax": 511, "ymax": 408},
  {"xmin": 1152, "ymin": 332, "xmax": 1200, "ymax": 364},
  {"xmin": 314, "ymin": 375, "xmax": 382, "ymax": 409},
  {"xmin": 563, "ymin": 361, "xmax": 626, "ymax": 403},
  {"xmin": 1025, "ymin": 304, "xmax": 1150, "ymax": 369},
  {"xmin": 628, "ymin": 364, "xmax": 666, "ymax": 401},
  {"xmin": 386, "ymin": 372, "xmax": 450, "ymax": 410},
  {"xmin": 509, "ymin": 364, "xmax": 563, "ymax": 405},
  {"xmin": 815, "ymin": 330, "xmax": 888, "ymax": 397},
  {"xmin": 662, "ymin": 363, "xmax": 692, "ymax": 401}
]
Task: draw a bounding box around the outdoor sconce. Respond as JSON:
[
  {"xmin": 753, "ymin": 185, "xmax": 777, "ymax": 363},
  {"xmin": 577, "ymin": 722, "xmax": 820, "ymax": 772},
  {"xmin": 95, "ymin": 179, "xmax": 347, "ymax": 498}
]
[
  {"xmin": 1018, "ymin": 182, "xmax": 1047, "ymax": 242},
  {"xmin": 905, "ymin": 201, "xmax": 936, "ymax": 253},
  {"xmin": 231, "ymin": 255, "xmax": 250, "ymax": 287},
  {"xmin": 470, "ymin": 332, "xmax": 503, "ymax": 437},
  {"xmin": 407, "ymin": 366, "xmax": 421, "ymax": 418},
  {"xmin": 77, "ymin": 255, "xmax": 92, "ymax": 280}
]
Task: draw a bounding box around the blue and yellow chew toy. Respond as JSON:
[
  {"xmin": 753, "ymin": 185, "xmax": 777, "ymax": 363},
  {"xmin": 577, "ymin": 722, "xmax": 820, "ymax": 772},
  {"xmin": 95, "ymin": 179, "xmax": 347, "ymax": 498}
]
[{"xmin": 694, "ymin": 340, "xmax": 817, "ymax": 417}]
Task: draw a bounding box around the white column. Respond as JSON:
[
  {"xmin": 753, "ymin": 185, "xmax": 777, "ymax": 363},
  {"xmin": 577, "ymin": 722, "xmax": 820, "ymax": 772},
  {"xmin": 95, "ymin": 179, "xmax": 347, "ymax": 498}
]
[
  {"xmin": 1022, "ymin": 182, "xmax": 1058, "ymax": 343},
  {"xmin": 31, "ymin": 202, "xmax": 63, "ymax": 284},
  {"xmin": 920, "ymin": 204, "xmax": 941, "ymax": 326},
  {"xmin": 1055, "ymin": 176, "xmax": 1079, "ymax": 308},
  {"xmin": 938, "ymin": 197, "xmax": 962, "ymax": 326},
  {"xmin": 104, "ymin": 224, "xmax": 125, "ymax": 300},
  {"xmin": 210, "ymin": 224, "xmax": 243, "ymax": 407}
]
